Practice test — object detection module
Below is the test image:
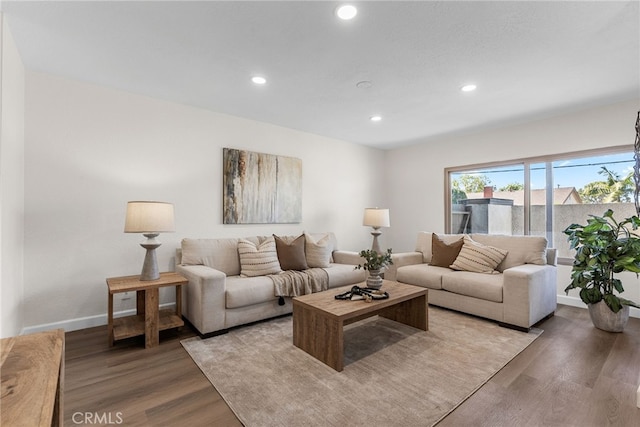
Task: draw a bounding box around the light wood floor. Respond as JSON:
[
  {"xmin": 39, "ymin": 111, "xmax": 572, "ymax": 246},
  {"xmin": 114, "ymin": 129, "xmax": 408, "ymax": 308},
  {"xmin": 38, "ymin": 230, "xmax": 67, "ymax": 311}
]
[{"xmin": 64, "ymin": 305, "xmax": 640, "ymax": 426}]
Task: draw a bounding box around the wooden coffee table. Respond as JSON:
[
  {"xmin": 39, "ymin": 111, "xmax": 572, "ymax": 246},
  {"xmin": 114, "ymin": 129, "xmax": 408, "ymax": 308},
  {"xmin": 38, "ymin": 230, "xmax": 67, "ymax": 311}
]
[{"xmin": 292, "ymin": 280, "xmax": 428, "ymax": 371}]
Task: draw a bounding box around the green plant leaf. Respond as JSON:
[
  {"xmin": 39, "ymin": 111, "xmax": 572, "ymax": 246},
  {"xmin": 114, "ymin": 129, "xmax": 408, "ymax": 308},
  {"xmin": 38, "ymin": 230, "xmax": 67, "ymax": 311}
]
[
  {"xmin": 621, "ymin": 263, "xmax": 640, "ymax": 273},
  {"xmin": 580, "ymin": 287, "xmax": 602, "ymax": 304},
  {"xmin": 583, "ymin": 221, "xmax": 603, "ymax": 233},
  {"xmin": 619, "ymin": 297, "xmax": 640, "ymax": 308},
  {"xmin": 603, "ymin": 294, "xmax": 623, "ymax": 313},
  {"xmin": 612, "ymin": 279, "xmax": 624, "ymax": 293}
]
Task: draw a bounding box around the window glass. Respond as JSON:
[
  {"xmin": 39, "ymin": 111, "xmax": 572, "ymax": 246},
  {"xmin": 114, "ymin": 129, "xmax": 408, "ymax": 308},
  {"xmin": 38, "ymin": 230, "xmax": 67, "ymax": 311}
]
[
  {"xmin": 552, "ymin": 152, "xmax": 635, "ymax": 259},
  {"xmin": 447, "ymin": 149, "xmax": 634, "ymax": 262},
  {"xmin": 529, "ymin": 162, "xmax": 549, "ymax": 239},
  {"xmin": 450, "ymin": 165, "xmax": 524, "ymax": 235}
]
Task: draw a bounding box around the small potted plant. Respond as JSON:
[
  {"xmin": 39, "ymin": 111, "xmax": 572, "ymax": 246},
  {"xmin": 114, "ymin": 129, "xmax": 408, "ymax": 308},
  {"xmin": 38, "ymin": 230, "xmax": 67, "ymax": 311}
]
[
  {"xmin": 564, "ymin": 209, "xmax": 640, "ymax": 332},
  {"xmin": 355, "ymin": 248, "xmax": 393, "ymax": 289}
]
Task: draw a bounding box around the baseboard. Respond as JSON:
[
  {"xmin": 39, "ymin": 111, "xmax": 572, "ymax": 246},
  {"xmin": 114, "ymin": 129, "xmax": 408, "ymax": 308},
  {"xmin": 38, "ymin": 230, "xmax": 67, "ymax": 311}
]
[
  {"xmin": 20, "ymin": 302, "xmax": 177, "ymax": 335},
  {"xmin": 557, "ymin": 295, "xmax": 640, "ymax": 318}
]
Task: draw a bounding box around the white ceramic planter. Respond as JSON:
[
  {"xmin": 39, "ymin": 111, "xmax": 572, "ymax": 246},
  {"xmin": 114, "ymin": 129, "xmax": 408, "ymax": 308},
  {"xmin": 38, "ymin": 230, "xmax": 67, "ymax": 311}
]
[{"xmin": 588, "ymin": 300, "xmax": 630, "ymax": 332}]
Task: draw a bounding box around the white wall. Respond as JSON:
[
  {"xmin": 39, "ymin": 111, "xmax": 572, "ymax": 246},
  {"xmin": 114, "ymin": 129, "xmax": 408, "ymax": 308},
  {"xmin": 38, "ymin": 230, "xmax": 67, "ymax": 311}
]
[
  {"xmin": 0, "ymin": 15, "xmax": 26, "ymax": 338},
  {"xmin": 385, "ymin": 98, "xmax": 640, "ymax": 315},
  {"xmin": 23, "ymin": 72, "xmax": 385, "ymax": 332},
  {"xmin": 17, "ymin": 71, "xmax": 640, "ymax": 331}
]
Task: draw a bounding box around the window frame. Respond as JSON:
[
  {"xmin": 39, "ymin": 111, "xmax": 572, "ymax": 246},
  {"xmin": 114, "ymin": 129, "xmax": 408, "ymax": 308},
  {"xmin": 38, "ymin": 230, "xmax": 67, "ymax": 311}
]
[{"xmin": 444, "ymin": 145, "xmax": 633, "ymax": 265}]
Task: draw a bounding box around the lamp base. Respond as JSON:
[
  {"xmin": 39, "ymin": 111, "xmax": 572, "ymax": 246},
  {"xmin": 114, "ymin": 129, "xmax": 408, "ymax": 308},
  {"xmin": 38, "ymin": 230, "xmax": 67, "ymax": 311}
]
[
  {"xmin": 370, "ymin": 229, "xmax": 382, "ymax": 254},
  {"xmin": 140, "ymin": 233, "xmax": 161, "ymax": 281}
]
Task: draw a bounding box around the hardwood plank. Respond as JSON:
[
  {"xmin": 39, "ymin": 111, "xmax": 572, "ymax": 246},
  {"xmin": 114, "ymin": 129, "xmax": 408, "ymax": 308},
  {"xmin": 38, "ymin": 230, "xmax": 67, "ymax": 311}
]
[
  {"xmin": 63, "ymin": 305, "xmax": 640, "ymax": 426},
  {"xmin": 600, "ymin": 329, "xmax": 640, "ymax": 386},
  {"xmin": 438, "ymin": 305, "xmax": 640, "ymax": 427},
  {"xmin": 1, "ymin": 330, "xmax": 64, "ymax": 427}
]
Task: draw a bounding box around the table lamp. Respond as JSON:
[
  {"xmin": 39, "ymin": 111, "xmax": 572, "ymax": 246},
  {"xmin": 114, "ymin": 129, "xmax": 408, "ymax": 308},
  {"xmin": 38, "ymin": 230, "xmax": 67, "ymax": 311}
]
[
  {"xmin": 363, "ymin": 208, "xmax": 390, "ymax": 253},
  {"xmin": 124, "ymin": 201, "xmax": 175, "ymax": 281}
]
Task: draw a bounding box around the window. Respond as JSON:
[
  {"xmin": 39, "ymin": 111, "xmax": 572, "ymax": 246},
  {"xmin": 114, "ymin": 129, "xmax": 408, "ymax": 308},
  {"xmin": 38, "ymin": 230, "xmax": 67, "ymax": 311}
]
[{"xmin": 446, "ymin": 147, "xmax": 634, "ymax": 263}]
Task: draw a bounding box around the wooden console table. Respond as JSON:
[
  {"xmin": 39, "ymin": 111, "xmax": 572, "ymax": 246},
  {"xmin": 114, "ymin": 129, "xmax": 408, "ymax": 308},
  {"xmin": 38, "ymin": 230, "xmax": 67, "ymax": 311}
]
[
  {"xmin": 107, "ymin": 272, "xmax": 186, "ymax": 348},
  {"xmin": 1, "ymin": 329, "xmax": 65, "ymax": 427}
]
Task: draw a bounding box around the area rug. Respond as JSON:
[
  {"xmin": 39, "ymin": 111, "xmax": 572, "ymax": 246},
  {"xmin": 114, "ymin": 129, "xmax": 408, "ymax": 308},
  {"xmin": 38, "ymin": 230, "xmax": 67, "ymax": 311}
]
[{"xmin": 181, "ymin": 307, "xmax": 542, "ymax": 427}]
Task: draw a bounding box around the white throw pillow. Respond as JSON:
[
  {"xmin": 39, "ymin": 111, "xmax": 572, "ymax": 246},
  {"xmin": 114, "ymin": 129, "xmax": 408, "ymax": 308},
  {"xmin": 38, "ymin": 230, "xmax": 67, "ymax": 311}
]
[
  {"xmin": 238, "ymin": 237, "xmax": 282, "ymax": 277},
  {"xmin": 450, "ymin": 236, "xmax": 508, "ymax": 274},
  {"xmin": 304, "ymin": 233, "xmax": 332, "ymax": 268}
]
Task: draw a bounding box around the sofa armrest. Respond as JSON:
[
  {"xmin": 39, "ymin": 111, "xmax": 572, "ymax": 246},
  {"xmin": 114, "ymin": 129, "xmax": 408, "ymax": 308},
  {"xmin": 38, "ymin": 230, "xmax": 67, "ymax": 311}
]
[
  {"xmin": 176, "ymin": 264, "xmax": 227, "ymax": 335},
  {"xmin": 332, "ymin": 250, "xmax": 362, "ymax": 265},
  {"xmin": 385, "ymin": 252, "xmax": 424, "ymax": 281},
  {"xmin": 503, "ymin": 264, "xmax": 557, "ymax": 328}
]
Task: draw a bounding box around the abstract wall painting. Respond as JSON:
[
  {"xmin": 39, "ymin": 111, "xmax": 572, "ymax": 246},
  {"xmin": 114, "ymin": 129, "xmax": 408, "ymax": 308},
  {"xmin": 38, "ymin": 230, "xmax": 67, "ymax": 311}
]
[{"xmin": 223, "ymin": 148, "xmax": 302, "ymax": 224}]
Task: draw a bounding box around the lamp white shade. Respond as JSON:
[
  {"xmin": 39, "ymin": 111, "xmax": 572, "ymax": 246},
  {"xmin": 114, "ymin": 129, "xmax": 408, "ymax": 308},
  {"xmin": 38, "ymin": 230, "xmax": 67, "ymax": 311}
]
[
  {"xmin": 363, "ymin": 208, "xmax": 390, "ymax": 228},
  {"xmin": 124, "ymin": 201, "xmax": 175, "ymax": 233}
]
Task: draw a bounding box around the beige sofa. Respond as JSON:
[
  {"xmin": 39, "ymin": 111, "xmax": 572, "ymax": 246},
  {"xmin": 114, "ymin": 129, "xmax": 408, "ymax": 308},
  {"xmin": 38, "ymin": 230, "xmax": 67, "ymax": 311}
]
[
  {"xmin": 385, "ymin": 232, "xmax": 557, "ymax": 331},
  {"xmin": 175, "ymin": 233, "xmax": 366, "ymax": 336}
]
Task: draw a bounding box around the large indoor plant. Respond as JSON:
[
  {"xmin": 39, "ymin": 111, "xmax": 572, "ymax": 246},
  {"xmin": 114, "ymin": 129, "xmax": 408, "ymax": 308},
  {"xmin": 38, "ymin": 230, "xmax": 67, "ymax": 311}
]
[
  {"xmin": 564, "ymin": 209, "xmax": 640, "ymax": 331},
  {"xmin": 355, "ymin": 248, "xmax": 393, "ymax": 289}
]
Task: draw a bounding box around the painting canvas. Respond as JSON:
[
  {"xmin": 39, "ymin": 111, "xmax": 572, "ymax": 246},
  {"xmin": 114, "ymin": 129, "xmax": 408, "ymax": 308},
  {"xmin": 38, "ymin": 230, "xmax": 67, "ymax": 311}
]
[{"xmin": 223, "ymin": 148, "xmax": 302, "ymax": 224}]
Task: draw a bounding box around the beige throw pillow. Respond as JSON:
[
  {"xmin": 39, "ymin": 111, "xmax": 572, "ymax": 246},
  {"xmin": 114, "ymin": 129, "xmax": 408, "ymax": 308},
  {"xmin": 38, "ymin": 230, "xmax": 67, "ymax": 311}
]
[
  {"xmin": 430, "ymin": 234, "xmax": 464, "ymax": 268},
  {"xmin": 304, "ymin": 233, "xmax": 332, "ymax": 268},
  {"xmin": 238, "ymin": 237, "xmax": 282, "ymax": 277},
  {"xmin": 450, "ymin": 236, "xmax": 508, "ymax": 274},
  {"xmin": 470, "ymin": 234, "xmax": 547, "ymax": 271},
  {"xmin": 274, "ymin": 234, "xmax": 308, "ymax": 271}
]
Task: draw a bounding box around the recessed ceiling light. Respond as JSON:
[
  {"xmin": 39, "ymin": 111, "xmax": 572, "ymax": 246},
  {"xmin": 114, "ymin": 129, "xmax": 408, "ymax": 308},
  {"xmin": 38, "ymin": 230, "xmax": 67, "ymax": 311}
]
[
  {"xmin": 252, "ymin": 76, "xmax": 267, "ymax": 85},
  {"xmin": 336, "ymin": 5, "xmax": 357, "ymax": 20},
  {"xmin": 461, "ymin": 84, "xmax": 477, "ymax": 92},
  {"xmin": 370, "ymin": 115, "xmax": 382, "ymax": 122}
]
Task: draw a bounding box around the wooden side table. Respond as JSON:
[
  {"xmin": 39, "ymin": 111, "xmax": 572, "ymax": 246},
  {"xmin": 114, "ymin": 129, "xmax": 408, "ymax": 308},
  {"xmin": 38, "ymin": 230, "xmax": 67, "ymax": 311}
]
[
  {"xmin": 106, "ymin": 272, "xmax": 186, "ymax": 348},
  {"xmin": 1, "ymin": 329, "xmax": 65, "ymax": 427}
]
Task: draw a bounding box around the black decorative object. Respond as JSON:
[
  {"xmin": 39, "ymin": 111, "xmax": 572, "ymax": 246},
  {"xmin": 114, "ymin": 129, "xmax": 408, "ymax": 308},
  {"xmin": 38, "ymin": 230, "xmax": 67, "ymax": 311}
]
[{"xmin": 334, "ymin": 285, "xmax": 389, "ymax": 302}]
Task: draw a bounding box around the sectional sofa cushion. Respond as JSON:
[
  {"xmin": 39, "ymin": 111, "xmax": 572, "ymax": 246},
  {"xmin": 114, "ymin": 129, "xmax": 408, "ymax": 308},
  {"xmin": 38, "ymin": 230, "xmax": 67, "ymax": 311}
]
[
  {"xmin": 273, "ymin": 234, "xmax": 308, "ymax": 270},
  {"xmin": 471, "ymin": 234, "xmax": 547, "ymax": 272},
  {"xmin": 238, "ymin": 237, "xmax": 282, "ymax": 277},
  {"xmin": 450, "ymin": 236, "xmax": 508, "ymax": 274},
  {"xmin": 304, "ymin": 233, "xmax": 333, "ymax": 268},
  {"xmin": 431, "ymin": 234, "xmax": 464, "ymax": 268}
]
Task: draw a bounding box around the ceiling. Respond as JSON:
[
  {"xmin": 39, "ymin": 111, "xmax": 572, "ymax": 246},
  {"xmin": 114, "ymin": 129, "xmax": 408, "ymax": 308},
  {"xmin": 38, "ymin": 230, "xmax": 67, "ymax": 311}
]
[{"xmin": 2, "ymin": 1, "xmax": 639, "ymax": 149}]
